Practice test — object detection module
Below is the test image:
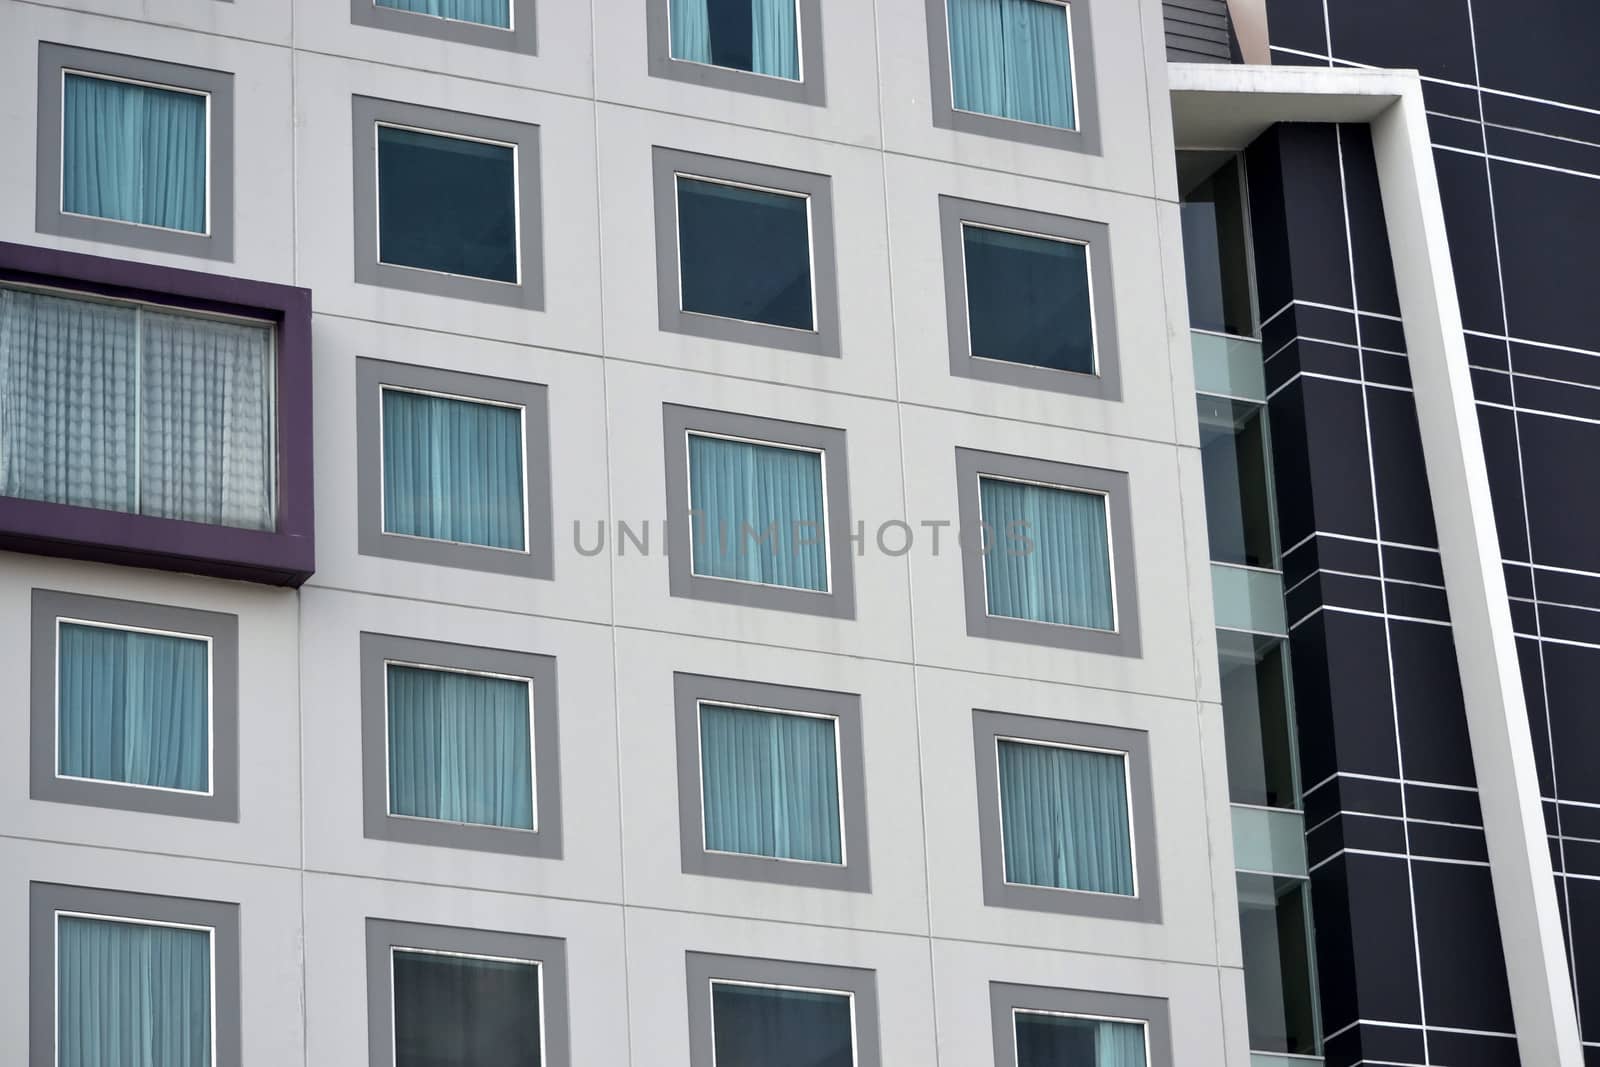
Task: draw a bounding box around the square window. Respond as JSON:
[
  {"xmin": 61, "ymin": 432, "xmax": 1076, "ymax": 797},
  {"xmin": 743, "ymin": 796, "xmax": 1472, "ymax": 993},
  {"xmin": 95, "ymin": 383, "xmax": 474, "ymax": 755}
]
[
  {"xmin": 653, "ymin": 149, "xmax": 839, "ymax": 357},
  {"xmin": 30, "ymin": 590, "xmax": 239, "ymax": 822},
  {"xmin": 663, "ymin": 405, "xmax": 855, "ymax": 618},
  {"xmin": 957, "ymin": 448, "xmax": 1139, "ymax": 655},
  {"xmin": 379, "ymin": 0, "xmax": 510, "ymax": 28},
  {"xmin": 647, "ymin": 0, "xmax": 826, "ymax": 104},
  {"xmin": 353, "ymin": 98, "xmax": 543, "ymax": 309},
  {"xmin": 991, "ymin": 983, "xmax": 1170, "ymax": 1067},
  {"xmin": 367, "ymin": 919, "xmax": 570, "ymax": 1067},
  {"xmin": 940, "ymin": 197, "xmax": 1120, "ymax": 398},
  {"xmin": 925, "ymin": 0, "xmax": 1100, "ymax": 153},
  {"xmin": 37, "ymin": 45, "xmax": 234, "ymax": 260},
  {"xmin": 351, "ymin": 0, "xmax": 536, "ymax": 52},
  {"xmin": 686, "ymin": 953, "xmax": 880, "ymax": 1067},
  {"xmin": 30, "ymin": 883, "xmax": 241, "ymax": 1067},
  {"xmin": 357, "ymin": 359, "xmax": 552, "ymax": 578},
  {"xmin": 362, "ymin": 633, "xmax": 562, "ymax": 858},
  {"xmin": 973, "ymin": 710, "xmax": 1159, "ymax": 921},
  {"xmin": 1014, "ymin": 1010, "xmax": 1146, "ymax": 1066},
  {"xmin": 674, "ymin": 673, "xmax": 870, "ymax": 891}
]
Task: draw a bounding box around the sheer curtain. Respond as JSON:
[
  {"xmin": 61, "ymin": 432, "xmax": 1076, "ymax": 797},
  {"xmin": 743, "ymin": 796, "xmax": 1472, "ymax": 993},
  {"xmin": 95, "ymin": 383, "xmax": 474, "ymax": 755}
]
[
  {"xmin": 670, "ymin": 0, "xmax": 800, "ymax": 78},
  {"xmin": 981, "ymin": 477, "xmax": 1114, "ymax": 630},
  {"xmin": 57, "ymin": 916, "xmax": 213, "ymax": 1067},
  {"xmin": 946, "ymin": 0, "xmax": 1075, "ymax": 129},
  {"xmin": 688, "ymin": 435, "xmax": 828, "ymax": 591},
  {"xmin": 57, "ymin": 622, "xmax": 210, "ymax": 792},
  {"xmin": 1015, "ymin": 1010, "xmax": 1146, "ymax": 1067},
  {"xmin": 669, "ymin": 0, "xmax": 714, "ymax": 63},
  {"xmin": 382, "ymin": 389, "xmax": 526, "ymax": 551},
  {"xmin": 751, "ymin": 0, "xmax": 800, "ymax": 78},
  {"xmin": 711, "ymin": 983, "xmax": 855, "ymax": 1067},
  {"xmin": 998, "ymin": 739, "xmax": 1134, "ymax": 895},
  {"xmin": 374, "ymin": 0, "xmax": 511, "ymax": 28},
  {"xmin": 699, "ymin": 704, "xmax": 842, "ymax": 863},
  {"xmin": 387, "ymin": 665, "xmax": 535, "ymax": 830},
  {"xmin": 63, "ymin": 73, "xmax": 207, "ymax": 233}
]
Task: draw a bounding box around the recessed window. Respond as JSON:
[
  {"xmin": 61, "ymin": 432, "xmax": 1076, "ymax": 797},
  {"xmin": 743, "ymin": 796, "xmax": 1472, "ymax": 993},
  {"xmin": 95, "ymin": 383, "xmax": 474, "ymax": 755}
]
[
  {"xmin": 1014, "ymin": 1010, "xmax": 1147, "ymax": 1066},
  {"xmin": 973, "ymin": 711, "xmax": 1159, "ymax": 920},
  {"xmin": 377, "ymin": 0, "xmax": 510, "ymax": 28},
  {"xmin": 990, "ymin": 983, "xmax": 1169, "ymax": 1067},
  {"xmin": 686, "ymin": 953, "xmax": 881, "ymax": 1067},
  {"xmin": 647, "ymin": 0, "xmax": 824, "ymax": 104},
  {"xmin": 664, "ymin": 405, "xmax": 855, "ymax": 617},
  {"xmin": 362, "ymin": 633, "xmax": 562, "ymax": 857},
  {"xmin": 352, "ymin": 0, "xmax": 535, "ymax": 51}
]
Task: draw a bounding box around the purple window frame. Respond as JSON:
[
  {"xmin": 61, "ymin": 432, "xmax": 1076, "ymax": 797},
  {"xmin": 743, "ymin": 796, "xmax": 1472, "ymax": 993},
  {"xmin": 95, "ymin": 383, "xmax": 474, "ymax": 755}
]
[{"xmin": 0, "ymin": 241, "xmax": 315, "ymax": 586}]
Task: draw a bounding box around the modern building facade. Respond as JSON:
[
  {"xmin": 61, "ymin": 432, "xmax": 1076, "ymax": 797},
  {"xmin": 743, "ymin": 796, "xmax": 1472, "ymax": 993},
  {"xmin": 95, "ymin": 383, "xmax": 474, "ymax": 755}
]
[{"xmin": 1, "ymin": 0, "xmax": 1594, "ymax": 1065}]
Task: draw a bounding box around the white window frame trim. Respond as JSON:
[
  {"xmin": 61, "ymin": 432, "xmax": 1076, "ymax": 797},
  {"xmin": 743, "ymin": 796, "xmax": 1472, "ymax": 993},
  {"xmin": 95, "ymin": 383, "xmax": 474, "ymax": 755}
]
[
  {"xmin": 958, "ymin": 218, "xmax": 1100, "ymax": 375},
  {"xmin": 370, "ymin": 0, "xmax": 516, "ymax": 31},
  {"xmin": 976, "ymin": 472, "xmax": 1121, "ymax": 632},
  {"xmin": 664, "ymin": 0, "xmax": 807, "ymax": 84},
  {"xmin": 944, "ymin": 0, "xmax": 1081, "ymax": 133},
  {"xmin": 1009, "ymin": 1005, "xmax": 1152, "ymax": 1065},
  {"xmin": 707, "ymin": 977, "xmax": 860, "ymax": 1067},
  {"xmin": 387, "ymin": 945, "xmax": 547, "ymax": 1067}
]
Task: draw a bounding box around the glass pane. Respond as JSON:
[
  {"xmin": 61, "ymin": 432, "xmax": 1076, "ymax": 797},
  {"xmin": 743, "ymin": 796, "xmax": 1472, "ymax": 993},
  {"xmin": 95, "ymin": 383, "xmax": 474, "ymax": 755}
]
[
  {"xmin": 670, "ymin": 0, "xmax": 800, "ymax": 79},
  {"xmin": 963, "ymin": 224, "xmax": 1094, "ymax": 375},
  {"xmin": 392, "ymin": 950, "xmax": 541, "ymax": 1067},
  {"xmin": 997, "ymin": 739, "xmax": 1133, "ymax": 895},
  {"xmin": 687, "ymin": 434, "xmax": 828, "ymax": 590},
  {"xmin": 1191, "ymin": 331, "xmax": 1266, "ymax": 403},
  {"xmin": 1211, "ymin": 564, "xmax": 1286, "ymax": 637},
  {"xmin": 58, "ymin": 622, "xmax": 210, "ymax": 792},
  {"xmin": 1198, "ymin": 395, "xmax": 1276, "ymax": 568},
  {"xmin": 711, "ymin": 982, "xmax": 854, "ymax": 1067},
  {"xmin": 700, "ymin": 704, "xmax": 842, "ymax": 863},
  {"xmin": 1231, "ymin": 805, "xmax": 1308, "ymax": 879},
  {"xmin": 1015, "ymin": 1011, "xmax": 1147, "ymax": 1067},
  {"xmin": 980, "ymin": 477, "xmax": 1114, "ymax": 630},
  {"xmin": 58, "ymin": 916, "xmax": 212, "ymax": 1067},
  {"xmin": 1180, "ymin": 155, "xmax": 1254, "ymax": 337},
  {"xmin": 378, "ymin": 126, "xmax": 518, "ymax": 283},
  {"xmin": 382, "ymin": 389, "xmax": 526, "ymax": 550},
  {"xmin": 947, "ymin": 0, "xmax": 1075, "ymax": 129},
  {"xmin": 62, "ymin": 74, "xmax": 207, "ymax": 233},
  {"xmin": 376, "ymin": 0, "xmax": 512, "ymax": 29},
  {"xmin": 677, "ymin": 177, "xmax": 813, "ymax": 330},
  {"xmin": 1237, "ymin": 873, "xmax": 1320, "ymax": 1055},
  {"xmin": 1217, "ymin": 632, "xmax": 1299, "ymax": 809},
  {"xmin": 387, "ymin": 665, "xmax": 535, "ymax": 830}
]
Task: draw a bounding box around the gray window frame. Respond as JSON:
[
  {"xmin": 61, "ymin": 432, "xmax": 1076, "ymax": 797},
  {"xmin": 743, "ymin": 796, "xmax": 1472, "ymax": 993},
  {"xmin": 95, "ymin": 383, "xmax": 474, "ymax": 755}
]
[
  {"xmin": 36, "ymin": 43, "xmax": 235, "ymax": 261},
  {"xmin": 29, "ymin": 882, "xmax": 242, "ymax": 1067},
  {"xmin": 686, "ymin": 951, "xmax": 881, "ymax": 1067},
  {"xmin": 360, "ymin": 632, "xmax": 562, "ymax": 858},
  {"xmin": 939, "ymin": 196, "xmax": 1121, "ymax": 400},
  {"xmin": 924, "ymin": 0, "xmax": 1101, "ymax": 154},
  {"xmin": 352, "ymin": 96, "xmax": 543, "ymax": 310},
  {"xmin": 972, "ymin": 709, "xmax": 1160, "ymax": 922},
  {"xmin": 663, "ymin": 403, "xmax": 855, "ymax": 618},
  {"xmin": 652, "ymin": 147, "xmax": 840, "ymax": 357},
  {"xmin": 365, "ymin": 917, "xmax": 570, "ymax": 1067},
  {"xmin": 955, "ymin": 447, "xmax": 1140, "ymax": 656},
  {"xmin": 350, "ymin": 0, "xmax": 537, "ymax": 54},
  {"xmin": 356, "ymin": 358, "xmax": 554, "ymax": 579},
  {"xmin": 990, "ymin": 981, "xmax": 1172, "ymax": 1067},
  {"xmin": 673, "ymin": 672, "xmax": 870, "ymax": 892},
  {"xmin": 29, "ymin": 589, "xmax": 239, "ymax": 822},
  {"xmin": 645, "ymin": 0, "xmax": 826, "ymax": 105}
]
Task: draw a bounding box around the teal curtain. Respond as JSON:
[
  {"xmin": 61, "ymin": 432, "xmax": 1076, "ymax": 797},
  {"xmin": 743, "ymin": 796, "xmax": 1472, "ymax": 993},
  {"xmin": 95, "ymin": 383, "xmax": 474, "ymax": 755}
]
[
  {"xmin": 751, "ymin": 0, "xmax": 800, "ymax": 79},
  {"xmin": 700, "ymin": 703, "xmax": 842, "ymax": 864},
  {"xmin": 382, "ymin": 389, "xmax": 526, "ymax": 551},
  {"xmin": 58, "ymin": 915, "xmax": 213, "ymax": 1067},
  {"xmin": 688, "ymin": 434, "xmax": 827, "ymax": 591},
  {"xmin": 387, "ymin": 664, "xmax": 534, "ymax": 830},
  {"xmin": 981, "ymin": 477, "xmax": 1114, "ymax": 630},
  {"xmin": 58, "ymin": 622, "xmax": 210, "ymax": 793},
  {"xmin": 375, "ymin": 0, "xmax": 511, "ymax": 27},
  {"xmin": 946, "ymin": 0, "xmax": 1075, "ymax": 129},
  {"xmin": 62, "ymin": 74, "xmax": 207, "ymax": 233},
  {"xmin": 670, "ymin": 0, "xmax": 799, "ymax": 79},
  {"xmin": 669, "ymin": 0, "xmax": 713, "ymax": 63},
  {"xmin": 1015, "ymin": 1010, "xmax": 1146, "ymax": 1067},
  {"xmin": 999, "ymin": 739, "xmax": 1134, "ymax": 895}
]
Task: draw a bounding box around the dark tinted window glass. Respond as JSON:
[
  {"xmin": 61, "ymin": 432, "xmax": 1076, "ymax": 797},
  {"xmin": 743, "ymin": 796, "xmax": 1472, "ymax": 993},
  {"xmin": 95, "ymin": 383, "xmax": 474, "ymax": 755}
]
[
  {"xmin": 378, "ymin": 126, "xmax": 518, "ymax": 284},
  {"xmin": 1014, "ymin": 1011, "xmax": 1147, "ymax": 1067},
  {"xmin": 1238, "ymin": 874, "xmax": 1319, "ymax": 1054},
  {"xmin": 1218, "ymin": 631, "xmax": 1298, "ymax": 808},
  {"xmin": 1198, "ymin": 395, "xmax": 1276, "ymax": 568},
  {"xmin": 393, "ymin": 950, "xmax": 542, "ymax": 1067},
  {"xmin": 677, "ymin": 177, "xmax": 814, "ymax": 330},
  {"xmin": 1180, "ymin": 155, "xmax": 1254, "ymax": 336},
  {"xmin": 963, "ymin": 224, "xmax": 1094, "ymax": 375},
  {"xmin": 711, "ymin": 982, "xmax": 854, "ymax": 1067}
]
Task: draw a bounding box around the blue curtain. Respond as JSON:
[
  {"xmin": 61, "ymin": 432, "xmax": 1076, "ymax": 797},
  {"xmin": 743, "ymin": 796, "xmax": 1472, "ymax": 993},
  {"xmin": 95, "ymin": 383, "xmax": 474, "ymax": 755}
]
[
  {"xmin": 981, "ymin": 477, "xmax": 1114, "ymax": 630},
  {"xmin": 382, "ymin": 389, "xmax": 526, "ymax": 551},
  {"xmin": 375, "ymin": 0, "xmax": 511, "ymax": 28},
  {"xmin": 688, "ymin": 434, "xmax": 828, "ymax": 591},
  {"xmin": 670, "ymin": 0, "xmax": 714, "ymax": 63},
  {"xmin": 670, "ymin": 0, "xmax": 799, "ymax": 79},
  {"xmin": 387, "ymin": 665, "xmax": 534, "ymax": 830},
  {"xmin": 946, "ymin": 0, "xmax": 1075, "ymax": 129},
  {"xmin": 751, "ymin": 0, "xmax": 800, "ymax": 79},
  {"xmin": 998, "ymin": 739, "xmax": 1134, "ymax": 895},
  {"xmin": 1015, "ymin": 1010, "xmax": 1146, "ymax": 1067},
  {"xmin": 700, "ymin": 704, "xmax": 842, "ymax": 864},
  {"xmin": 63, "ymin": 74, "xmax": 207, "ymax": 233},
  {"xmin": 58, "ymin": 915, "xmax": 212, "ymax": 1067},
  {"xmin": 58, "ymin": 622, "xmax": 209, "ymax": 793},
  {"xmin": 711, "ymin": 983, "xmax": 854, "ymax": 1067}
]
